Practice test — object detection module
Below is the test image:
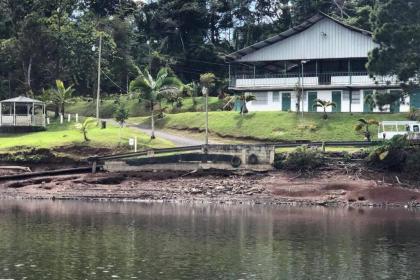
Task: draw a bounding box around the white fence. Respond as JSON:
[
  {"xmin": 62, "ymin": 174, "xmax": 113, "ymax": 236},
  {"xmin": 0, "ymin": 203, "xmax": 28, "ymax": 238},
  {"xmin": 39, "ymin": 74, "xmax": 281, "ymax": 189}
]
[{"xmin": 0, "ymin": 115, "xmax": 46, "ymax": 127}]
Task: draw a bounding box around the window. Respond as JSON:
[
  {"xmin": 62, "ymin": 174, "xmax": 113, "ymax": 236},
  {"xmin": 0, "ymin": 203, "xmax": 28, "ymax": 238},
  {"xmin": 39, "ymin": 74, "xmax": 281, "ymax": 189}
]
[
  {"xmin": 352, "ymin": 92, "xmax": 361, "ymax": 104},
  {"xmin": 272, "ymin": 92, "xmax": 280, "ymax": 102},
  {"xmin": 254, "ymin": 92, "xmax": 268, "ymax": 105}
]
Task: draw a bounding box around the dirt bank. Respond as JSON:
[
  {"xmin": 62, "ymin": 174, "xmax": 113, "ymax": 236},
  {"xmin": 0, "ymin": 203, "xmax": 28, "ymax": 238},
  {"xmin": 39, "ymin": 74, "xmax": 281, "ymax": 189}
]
[{"xmin": 1, "ymin": 167, "xmax": 419, "ymax": 207}]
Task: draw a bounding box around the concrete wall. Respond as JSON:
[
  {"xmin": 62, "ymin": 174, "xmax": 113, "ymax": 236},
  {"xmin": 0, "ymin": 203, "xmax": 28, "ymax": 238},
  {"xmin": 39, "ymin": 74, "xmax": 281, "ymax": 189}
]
[{"xmin": 103, "ymin": 145, "xmax": 276, "ymax": 173}]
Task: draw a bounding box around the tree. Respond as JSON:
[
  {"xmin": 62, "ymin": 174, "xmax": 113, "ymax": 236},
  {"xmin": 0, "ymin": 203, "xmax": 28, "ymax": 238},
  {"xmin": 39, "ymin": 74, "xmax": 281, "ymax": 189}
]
[
  {"xmin": 182, "ymin": 81, "xmax": 201, "ymax": 107},
  {"xmin": 312, "ymin": 99, "xmax": 336, "ymax": 119},
  {"xmin": 50, "ymin": 80, "xmax": 75, "ymax": 117},
  {"xmin": 200, "ymin": 73, "xmax": 216, "ymax": 96},
  {"xmin": 368, "ymin": 0, "xmax": 420, "ymax": 83},
  {"xmin": 364, "ymin": 92, "xmax": 376, "ymax": 112},
  {"xmin": 129, "ymin": 67, "xmax": 182, "ymax": 139},
  {"xmin": 355, "ymin": 118, "xmax": 379, "ymax": 142},
  {"xmin": 224, "ymin": 93, "xmax": 256, "ymax": 115},
  {"xmin": 75, "ymin": 117, "xmax": 97, "ymax": 142},
  {"xmin": 114, "ymin": 101, "xmax": 129, "ymax": 143}
]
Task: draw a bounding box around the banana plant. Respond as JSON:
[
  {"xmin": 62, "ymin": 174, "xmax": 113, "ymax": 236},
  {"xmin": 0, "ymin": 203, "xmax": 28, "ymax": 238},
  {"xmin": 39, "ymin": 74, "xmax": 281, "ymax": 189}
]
[
  {"xmin": 355, "ymin": 118, "xmax": 379, "ymax": 142},
  {"xmin": 75, "ymin": 117, "xmax": 97, "ymax": 142}
]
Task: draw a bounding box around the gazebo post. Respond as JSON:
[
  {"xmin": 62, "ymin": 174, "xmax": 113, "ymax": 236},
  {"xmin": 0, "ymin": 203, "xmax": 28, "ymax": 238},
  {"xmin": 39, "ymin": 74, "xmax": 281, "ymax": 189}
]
[
  {"xmin": 32, "ymin": 102, "xmax": 35, "ymax": 126},
  {"xmin": 13, "ymin": 102, "xmax": 16, "ymax": 126}
]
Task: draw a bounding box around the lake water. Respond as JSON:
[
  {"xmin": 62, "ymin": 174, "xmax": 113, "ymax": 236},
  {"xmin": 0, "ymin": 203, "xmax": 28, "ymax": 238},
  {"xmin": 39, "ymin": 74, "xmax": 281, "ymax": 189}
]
[{"xmin": 1, "ymin": 200, "xmax": 420, "ymax": 280}]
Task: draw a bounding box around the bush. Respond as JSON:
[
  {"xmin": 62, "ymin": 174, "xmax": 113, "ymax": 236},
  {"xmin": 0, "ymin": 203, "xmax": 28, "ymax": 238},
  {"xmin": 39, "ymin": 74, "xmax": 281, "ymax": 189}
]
[
  {"xmin": 367, "ymin": 135, "xmax": 410, "ymax": 171},
  {"xmin": 404, "ymin": 149, "xmax": 420, "ymax": 175},
  {"xmin": 281, "ymin": 146, "xmax": 324, "ymax": 171}
]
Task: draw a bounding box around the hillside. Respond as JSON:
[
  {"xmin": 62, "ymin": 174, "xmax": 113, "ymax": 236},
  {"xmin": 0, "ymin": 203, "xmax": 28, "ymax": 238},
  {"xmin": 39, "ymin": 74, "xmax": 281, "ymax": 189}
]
[
  {"xmin": 129, "ymin": 111, "xmax": 409, "ymax": 142},
  {"xmin": 66, "ymin": 96, "xmax": 224, "ymax": 118}
]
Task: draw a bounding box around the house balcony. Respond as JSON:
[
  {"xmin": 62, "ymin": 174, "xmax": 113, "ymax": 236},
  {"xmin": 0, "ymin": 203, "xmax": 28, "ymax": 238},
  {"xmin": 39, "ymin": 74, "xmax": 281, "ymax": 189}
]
[{"xmin": 229, "ymin": 72, "xmax": 400, "ymax": 90}]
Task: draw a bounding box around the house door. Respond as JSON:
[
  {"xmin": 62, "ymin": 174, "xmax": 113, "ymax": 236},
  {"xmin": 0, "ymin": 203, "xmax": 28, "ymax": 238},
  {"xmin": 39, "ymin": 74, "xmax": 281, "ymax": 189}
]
[
  {"xmin": 363, "ymin": 90, "xmax": 374, "ymax": 113},
  {"xmin": 411, "ymin": 90, "xmax": 420, "ymax": 109},
  {"xmin": 332, "ymin": 91, "xmax": 341, "ymax": 112},
  {"xmin": 390, "ymin": 100, "xmax": 400, "ymax": 113},
  {"xmin": 282, "ymin": 93, "xmax": 291, "ymax": 111},
  {"xmin": 308, "ymin": 92, "xmax": 317, "ymax": 112}
]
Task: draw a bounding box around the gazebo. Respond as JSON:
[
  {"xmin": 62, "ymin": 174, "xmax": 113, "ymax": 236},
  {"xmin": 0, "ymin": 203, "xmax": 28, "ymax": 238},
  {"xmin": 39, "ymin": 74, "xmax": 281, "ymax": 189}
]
[{"xmin": 0, "ymin": 96, "xmax": 46, "ymax": 128}]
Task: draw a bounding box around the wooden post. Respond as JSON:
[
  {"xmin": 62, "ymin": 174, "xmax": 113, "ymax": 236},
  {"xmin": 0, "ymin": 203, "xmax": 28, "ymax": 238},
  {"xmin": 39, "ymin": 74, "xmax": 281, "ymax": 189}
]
[
  {"xmin": 75, "ymin": 113, "xmax": 79, "ymax": 123},
  {"xmin": 92, "ymin": 161, "xmax": 97, "ymax": 174},
  {"xmin": 13, "ymin": 102, "xmax": 16, "ymax": 126}
]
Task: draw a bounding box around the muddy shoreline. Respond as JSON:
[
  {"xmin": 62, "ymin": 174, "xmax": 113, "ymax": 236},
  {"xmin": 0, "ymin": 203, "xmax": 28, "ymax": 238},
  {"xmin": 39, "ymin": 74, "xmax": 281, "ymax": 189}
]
[{"xmin": 1, "ymin": 166, "xmax": 420, "ymax": 208}]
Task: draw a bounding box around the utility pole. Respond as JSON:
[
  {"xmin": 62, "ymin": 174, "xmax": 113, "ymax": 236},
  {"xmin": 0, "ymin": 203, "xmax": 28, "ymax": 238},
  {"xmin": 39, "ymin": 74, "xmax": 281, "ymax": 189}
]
[
  {"xmin": 95, "ymin": 33, "xmax": 102, "ymax": 122},
  {"xmin": 205, "ymin": 87, "xmax": 209, "ymax": 145}
]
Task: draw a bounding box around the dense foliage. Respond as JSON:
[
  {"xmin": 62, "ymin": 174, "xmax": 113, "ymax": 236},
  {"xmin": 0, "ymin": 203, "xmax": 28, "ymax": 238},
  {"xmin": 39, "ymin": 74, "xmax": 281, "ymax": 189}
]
[{"xmin": 0, "ymin": 0, "xmax": 398, "ymax": 101}]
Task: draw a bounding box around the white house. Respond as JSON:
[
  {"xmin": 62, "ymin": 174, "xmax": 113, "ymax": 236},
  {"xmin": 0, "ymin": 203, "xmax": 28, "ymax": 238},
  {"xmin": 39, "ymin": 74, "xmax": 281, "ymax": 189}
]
[{"xmin": 226, "ymin": 13, "xmax": 420, "ymax": 113}]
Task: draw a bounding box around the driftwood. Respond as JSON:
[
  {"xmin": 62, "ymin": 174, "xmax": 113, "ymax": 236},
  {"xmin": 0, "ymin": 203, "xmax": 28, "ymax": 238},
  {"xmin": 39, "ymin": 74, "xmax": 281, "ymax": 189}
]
[{"xmin": 0, "ymin": 166, "xmax": 32, "ymax": 172}]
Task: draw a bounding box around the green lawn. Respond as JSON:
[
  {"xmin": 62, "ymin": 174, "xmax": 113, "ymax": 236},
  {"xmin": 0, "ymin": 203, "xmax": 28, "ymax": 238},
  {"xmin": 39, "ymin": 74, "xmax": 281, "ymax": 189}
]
[
  {"xmin": 0, "ymin": 121, "xmax": 173, "ymax": 151},
  {"xmin": 66, "ymin": 96, "xmax": 224, "ymax": 118},
  {"xmin": 129, "ymin": 111, "xmax": 408, "ymax": 142}
]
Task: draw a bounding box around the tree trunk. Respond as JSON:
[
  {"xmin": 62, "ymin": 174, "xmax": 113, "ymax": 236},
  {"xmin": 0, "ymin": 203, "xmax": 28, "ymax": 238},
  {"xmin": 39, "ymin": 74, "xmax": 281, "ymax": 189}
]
[
  {"xmin": 54, "ymin": 105, "xmax": 59, "ymax": 118},
  {"xmin": 150, "ymin": 103, "xmax": 155, "ymax": 139}
]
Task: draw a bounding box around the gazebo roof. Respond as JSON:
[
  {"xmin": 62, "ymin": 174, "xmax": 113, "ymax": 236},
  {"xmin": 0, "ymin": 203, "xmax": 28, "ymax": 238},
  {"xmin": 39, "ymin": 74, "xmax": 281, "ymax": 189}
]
[{"xmin": 0, "ymin": 96, "xmax": 44, "ymax": 104}]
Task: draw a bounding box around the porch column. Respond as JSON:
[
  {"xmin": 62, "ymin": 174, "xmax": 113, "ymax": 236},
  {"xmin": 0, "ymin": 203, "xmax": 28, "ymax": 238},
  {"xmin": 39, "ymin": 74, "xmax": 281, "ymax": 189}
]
[
  {"xmin": 348, "ymin": 60, "xmax": 352, "ymax": 85},
  {"xmin": 253, "ymin": 64, "xmax": 256, "ymax": 87}
]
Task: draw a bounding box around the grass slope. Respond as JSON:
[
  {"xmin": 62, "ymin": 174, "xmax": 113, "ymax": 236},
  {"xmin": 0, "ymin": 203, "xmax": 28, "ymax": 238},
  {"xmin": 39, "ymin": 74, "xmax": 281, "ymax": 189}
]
[
  {"xmin": 130, "ymin": 111, "xmax": 408, "ymax": 142},
  {"xmin": 0, "ymin": 121, "xmax": 173, "ymax": 151},
  {"xmin": 66, "ymin": 96, "xmax": 224, "ymax": 118}
]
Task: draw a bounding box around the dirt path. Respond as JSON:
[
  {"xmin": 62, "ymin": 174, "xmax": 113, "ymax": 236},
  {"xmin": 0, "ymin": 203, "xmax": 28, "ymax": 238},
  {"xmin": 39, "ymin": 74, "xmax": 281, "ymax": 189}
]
[{"xmin": 129, "ymin": 124, "xmax": 206, "ymax": 147}]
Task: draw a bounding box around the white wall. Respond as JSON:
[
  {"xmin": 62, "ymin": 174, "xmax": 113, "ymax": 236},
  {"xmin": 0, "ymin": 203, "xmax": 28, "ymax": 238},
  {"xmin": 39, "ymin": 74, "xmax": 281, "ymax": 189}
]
[{"xmin": 247, "ymin": 92, "xmax": 282, "ymax": 112}]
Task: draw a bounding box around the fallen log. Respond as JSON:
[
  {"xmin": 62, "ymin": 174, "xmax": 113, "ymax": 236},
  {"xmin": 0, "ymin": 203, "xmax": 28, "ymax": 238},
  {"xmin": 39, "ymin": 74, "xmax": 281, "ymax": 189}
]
[
  {"xmin": 0, "ymin": 166, "xmax": 31, "ymax": 172},
  {"xmin": 0, "ymin": 167, "xmax": 100, "ymax": 182}
]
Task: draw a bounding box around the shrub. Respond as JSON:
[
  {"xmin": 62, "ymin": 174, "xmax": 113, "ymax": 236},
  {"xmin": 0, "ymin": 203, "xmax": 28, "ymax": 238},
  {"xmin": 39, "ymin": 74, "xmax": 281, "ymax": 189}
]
[
  {"xmin": 404, "ymin": 149, "xmax": 420, "ymax": 175},
  {"xmin": 282, "ymin": 146, "xmax": 324, "ymax": 171},
  {"xmin": 367, "ymin": 135, "xmax": 410, "ymax": 171},
  {"xmin": 273, "ymin": 153, "xmax": 286, "ymax": 169}
]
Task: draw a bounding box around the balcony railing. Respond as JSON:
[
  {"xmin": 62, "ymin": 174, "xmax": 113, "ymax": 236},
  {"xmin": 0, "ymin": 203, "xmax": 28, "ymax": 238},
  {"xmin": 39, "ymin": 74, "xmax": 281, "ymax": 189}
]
[{"xmin": 230, "ymin": 72, "xmax": 399, "ymax": 88}]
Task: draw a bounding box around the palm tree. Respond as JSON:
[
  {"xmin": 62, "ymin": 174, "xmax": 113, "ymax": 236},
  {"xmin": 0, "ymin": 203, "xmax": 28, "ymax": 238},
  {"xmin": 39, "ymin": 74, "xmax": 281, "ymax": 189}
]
[
  {"xmin": 224, "ymin": 93, "xmax": 256, "ymax": 116},
  {"xmin": 355, "ymin": 118, "xmax": 379, "ymax": 142},
  {"xmin": 75, "ymin": 117, "xmax": 97, "ymax": 142},
  {"xmin": 200, "ymin": 73, "xmax": 216, "ymax": 145},
  {"xmin": 50, "ymin": 80, "xmax": 75, "ymax": 117},
  {"xmin": 130, "ymin": 67, "xmax": 182, "ymax": 139},
  {"xmin": 312, "ymin": 99, "xmax": 336, "ymax": 119}
]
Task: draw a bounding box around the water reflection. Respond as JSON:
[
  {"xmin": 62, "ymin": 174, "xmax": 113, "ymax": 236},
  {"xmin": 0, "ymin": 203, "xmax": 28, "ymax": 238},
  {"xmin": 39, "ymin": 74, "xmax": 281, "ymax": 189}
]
[{"xmin": 0, "ymin": 200, "xmax": 420, "ymax": 280}]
